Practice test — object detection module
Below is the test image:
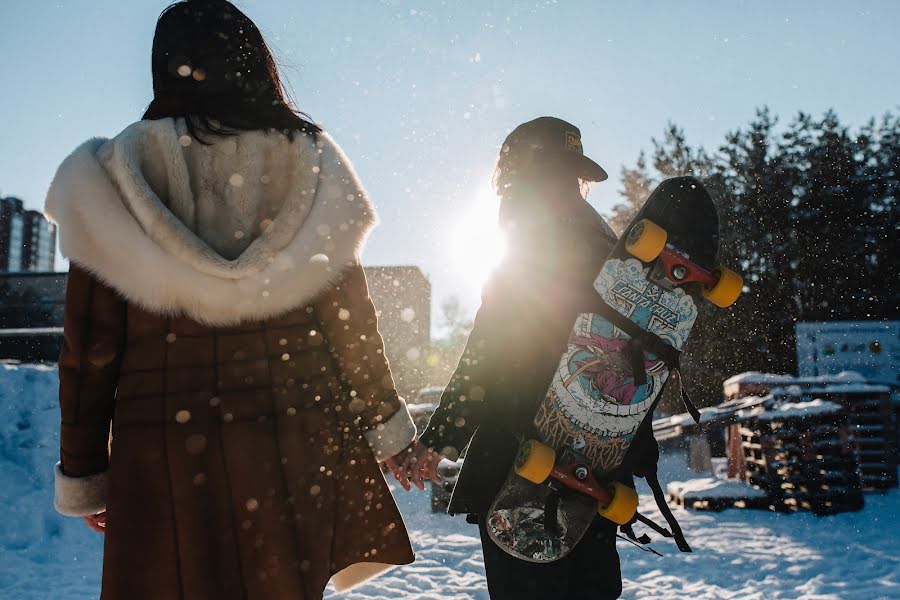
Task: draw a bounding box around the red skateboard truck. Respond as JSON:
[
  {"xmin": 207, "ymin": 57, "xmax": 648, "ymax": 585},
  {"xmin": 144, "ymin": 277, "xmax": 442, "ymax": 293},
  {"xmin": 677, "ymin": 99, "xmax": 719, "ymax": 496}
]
[
  {"xmin": 625, "ymin": 218, "xmax": 743, "ymax": 308},
  {"xmin": 514, "ymin": 439, "xmax": 639, "ymax": 526}
]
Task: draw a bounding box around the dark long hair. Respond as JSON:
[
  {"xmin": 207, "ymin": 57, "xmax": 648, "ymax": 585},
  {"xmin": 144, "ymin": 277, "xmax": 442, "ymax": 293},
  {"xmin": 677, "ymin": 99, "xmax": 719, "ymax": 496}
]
[{"xmin": 143, "ymin": 0, "xmax": 320, "ymax": 141}]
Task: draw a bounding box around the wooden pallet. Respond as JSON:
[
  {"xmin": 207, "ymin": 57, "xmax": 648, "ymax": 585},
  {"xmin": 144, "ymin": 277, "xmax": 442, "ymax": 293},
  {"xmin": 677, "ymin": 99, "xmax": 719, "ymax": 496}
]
[{"xmin": 730, "ymin": 401, "xmax": 865, "ymax": 515}]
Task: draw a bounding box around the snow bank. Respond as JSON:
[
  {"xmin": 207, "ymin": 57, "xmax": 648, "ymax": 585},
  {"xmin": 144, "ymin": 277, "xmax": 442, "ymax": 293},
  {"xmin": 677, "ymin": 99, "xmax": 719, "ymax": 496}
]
[
  {"xmin": 667, "ymin": 478, "xmax": 768, "ymax": 501},
  {"xmin": 0, "ymin": 362, "xmax": 104, "ymax": 598}
]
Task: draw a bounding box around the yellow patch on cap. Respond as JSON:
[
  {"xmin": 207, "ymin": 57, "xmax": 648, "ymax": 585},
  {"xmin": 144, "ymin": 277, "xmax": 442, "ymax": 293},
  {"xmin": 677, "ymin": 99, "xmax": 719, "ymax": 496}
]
[{"xmin": 565, "ymin": 131, "xmax": 583, "ymax": 153}]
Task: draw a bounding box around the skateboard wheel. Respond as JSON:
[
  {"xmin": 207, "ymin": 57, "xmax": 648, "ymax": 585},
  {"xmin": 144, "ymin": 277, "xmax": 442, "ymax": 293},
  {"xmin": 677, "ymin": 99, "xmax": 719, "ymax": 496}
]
[
  {"xmin": 702, "ymin": 266, "xmax": 743, "ymax": 308},
  {"xmin": 598, "ymin": 481, "xmax": 639, "ymax": 525},
  {"xmin": 625, "ymin": 219, "xmax": 668, "ymax": 262},
  {"xmin": 514, "ymin": 439, "xmax": 556, "ymax": 484}
]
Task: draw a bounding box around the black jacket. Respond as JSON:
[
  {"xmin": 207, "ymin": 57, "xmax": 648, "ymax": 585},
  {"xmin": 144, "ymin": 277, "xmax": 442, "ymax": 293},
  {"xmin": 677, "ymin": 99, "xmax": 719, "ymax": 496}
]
[{"xmin": 419, "ymin": 199, "xmax": 617, "ymax": 515}]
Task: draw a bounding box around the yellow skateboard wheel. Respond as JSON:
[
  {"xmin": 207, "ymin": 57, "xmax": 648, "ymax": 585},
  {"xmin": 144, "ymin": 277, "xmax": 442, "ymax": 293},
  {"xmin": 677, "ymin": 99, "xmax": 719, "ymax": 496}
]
[
  {"xmin": 625, "ymin": 219, "xmax": 668, "ymax": 262},
  {"xmin": 598, "ymin": 481, "xmax": 639, "ymax": 525},
  {"xmin": 514, "ymin": 439, "xmax": 556, "ymax": 484},
  {"xmin": 703, "ymin": 266, "xmax": 743, "ymax": 308}
]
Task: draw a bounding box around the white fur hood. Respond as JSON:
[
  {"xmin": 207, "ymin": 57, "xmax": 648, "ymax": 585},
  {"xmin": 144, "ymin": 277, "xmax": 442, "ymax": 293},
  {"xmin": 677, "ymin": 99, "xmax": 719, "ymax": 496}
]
[{"xmin": 45, "ymin": 118, "xmax": 377, "ymax": 325}]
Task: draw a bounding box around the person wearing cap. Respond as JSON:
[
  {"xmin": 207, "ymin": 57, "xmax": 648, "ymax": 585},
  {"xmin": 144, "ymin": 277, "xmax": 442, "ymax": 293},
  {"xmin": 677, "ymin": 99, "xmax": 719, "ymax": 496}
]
[{"xmin": 387, "ymin": 117, "xmax": 623, "ymax": 599}]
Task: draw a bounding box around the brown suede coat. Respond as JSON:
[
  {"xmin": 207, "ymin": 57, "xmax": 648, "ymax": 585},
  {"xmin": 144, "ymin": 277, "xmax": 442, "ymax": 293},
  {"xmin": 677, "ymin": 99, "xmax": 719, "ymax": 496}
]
[
  {"xmin": 59, "ymin": 264, "xmax": 414, "ymax": 599},
  {"xmin": 47, "ymin": 120, "xmax": 416, "ymax": 600}
]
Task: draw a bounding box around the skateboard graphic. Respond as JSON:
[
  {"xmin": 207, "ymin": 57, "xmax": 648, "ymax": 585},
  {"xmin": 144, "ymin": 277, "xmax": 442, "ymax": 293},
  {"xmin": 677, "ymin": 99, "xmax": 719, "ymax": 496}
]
[{"xmin": 487, "ymin": 177, "xmax": 742, "ymax": 562}]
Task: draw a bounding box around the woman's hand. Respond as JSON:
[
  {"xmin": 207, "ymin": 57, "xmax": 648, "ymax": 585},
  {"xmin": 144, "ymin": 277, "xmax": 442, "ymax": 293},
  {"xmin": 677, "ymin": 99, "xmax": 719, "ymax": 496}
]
[
  {"xmin": 83, "ymin": 511, "xmax": 107, "ymax": 534},
  {"xmin": 385, "ymin": 441, "xmax": 444, "ymax": 491}
]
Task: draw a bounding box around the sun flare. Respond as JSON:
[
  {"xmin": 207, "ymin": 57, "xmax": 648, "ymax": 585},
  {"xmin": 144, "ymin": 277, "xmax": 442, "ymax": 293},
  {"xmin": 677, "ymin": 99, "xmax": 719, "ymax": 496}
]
[{"xmin": 449, "ymin": 185, "xmax": 507, "ymax": 289}]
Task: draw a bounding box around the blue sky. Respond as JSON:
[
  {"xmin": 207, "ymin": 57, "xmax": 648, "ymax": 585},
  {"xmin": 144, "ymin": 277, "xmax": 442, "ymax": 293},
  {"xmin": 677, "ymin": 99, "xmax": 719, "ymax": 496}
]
[{"xmin": 1, "ymin": 0, "xmax": 898, "ymax": 318}]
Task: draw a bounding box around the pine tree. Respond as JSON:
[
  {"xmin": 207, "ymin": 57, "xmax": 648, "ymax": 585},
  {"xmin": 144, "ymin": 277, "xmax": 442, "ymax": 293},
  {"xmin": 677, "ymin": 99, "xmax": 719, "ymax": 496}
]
[
  {"xmin": 609, "ymin": 108, "xmax": 899, "ymax": 410},
  {"xmin": 610, "ymin": 152, "xmax": 653, "ymax": 235},
  {"xmin": 868, "ymin": 113, "xmax": 900, "ymax": 317}
]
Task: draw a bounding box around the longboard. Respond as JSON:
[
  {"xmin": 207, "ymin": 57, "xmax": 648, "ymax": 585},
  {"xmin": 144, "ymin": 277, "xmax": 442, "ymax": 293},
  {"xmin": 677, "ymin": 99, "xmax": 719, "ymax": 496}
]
[{"xmin": 487, "ymin": 177, "xmax": 741, "ymax": 562}]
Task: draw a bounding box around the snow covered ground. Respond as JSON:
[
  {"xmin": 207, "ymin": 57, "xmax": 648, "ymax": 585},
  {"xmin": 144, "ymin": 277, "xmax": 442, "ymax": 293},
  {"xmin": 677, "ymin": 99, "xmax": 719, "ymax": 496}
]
[{"xmin": 2, "ymin": 362, "xmax": 899, "ymax": 599}]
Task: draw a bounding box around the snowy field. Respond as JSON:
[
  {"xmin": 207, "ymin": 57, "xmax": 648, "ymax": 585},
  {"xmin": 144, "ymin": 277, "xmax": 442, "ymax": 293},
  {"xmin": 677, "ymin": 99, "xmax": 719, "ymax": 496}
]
[{"xmin": 2, "ymin": 362, "xmax": 898, "ymax": 599}]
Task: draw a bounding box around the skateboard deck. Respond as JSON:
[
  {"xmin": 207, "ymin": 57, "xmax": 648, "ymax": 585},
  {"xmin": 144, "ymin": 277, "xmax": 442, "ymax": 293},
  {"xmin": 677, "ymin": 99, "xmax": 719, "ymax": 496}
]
[{"xmin": 487, "ymin": 177, "xmax": 728, "ymax": 562}]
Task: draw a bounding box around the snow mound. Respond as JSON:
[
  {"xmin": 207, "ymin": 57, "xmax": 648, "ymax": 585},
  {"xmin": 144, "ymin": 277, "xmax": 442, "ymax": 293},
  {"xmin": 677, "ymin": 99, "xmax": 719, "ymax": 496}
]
[
  {"xmin": 667, "ymin": 478, "xmax": 768, "ymax": 501},
  {"xmin": 0, "ymin": 361, "xmax": 105, "ymax": 598}
]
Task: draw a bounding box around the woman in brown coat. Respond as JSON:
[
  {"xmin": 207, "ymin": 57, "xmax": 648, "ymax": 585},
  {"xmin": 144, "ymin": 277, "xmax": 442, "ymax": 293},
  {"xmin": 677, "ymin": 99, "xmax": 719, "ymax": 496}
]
[{"xmin": 45, "ymin": 2, "xmax": 416, "ymax": 598}]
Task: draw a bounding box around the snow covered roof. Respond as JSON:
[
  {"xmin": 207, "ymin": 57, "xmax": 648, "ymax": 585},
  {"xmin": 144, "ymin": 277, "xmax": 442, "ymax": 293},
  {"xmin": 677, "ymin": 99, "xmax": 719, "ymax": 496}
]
[
  {"xmin": 723, "ymin": 372, "xmax": 794, "ymax": 386},
  {"xmin": 724, "ymin": 370, "xmax": 869, "ymax": 387},
  {"xmin": 653, "ymin": 394, "xmax": 775, "ymax": 433},
  {"xmin": 752, "ymin": 399, "xmax": 844, "ymax": 422},
  {"xmin": 804, "ymin": 384, "xmax": 891, "ymax": 394},
  {"xmin": 770, "ymin": 385, "xmax": 803, "ymax": 397},
  {"xmin": 699, "ymin": 407, "xmax": 721, "ymax": 424},
  {"xmin": 719, "ymin": 394, "xmax": 773, "ymax": 410},
  {"xmin": 793, "ymin": 371, "xmax": 867, "ymax": 385}
]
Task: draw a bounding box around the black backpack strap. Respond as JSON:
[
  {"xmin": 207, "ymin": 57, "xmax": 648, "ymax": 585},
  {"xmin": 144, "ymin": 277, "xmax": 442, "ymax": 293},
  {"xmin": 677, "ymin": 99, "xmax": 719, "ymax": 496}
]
[
  {"xmin": 589, "ymin": 296, "xmax": 701, "ymax": 423},
  {"xmin": 588, "ymin": 296, "xmax": 682, "ymax": 370},
  {"xmin": 588, "ymin": 296, "xmax": 695, "ymax": 553},
  {"xmin": 674, "ymin": 368, "xmax": 702, "ymax": 423},
  {"xmin": 634, "ymin": 512, "xmax": 674, "ymax": 538},
  {"xmin": 621, "ymin": 522, "xmax": 652, "ymax": 545},
  {"xmin": 616, "ymin": 533, "xmax": 664, "ymax": 557},
  {"xmin": 646, "ymin": 470, "xmax": 692, "ymax": 553}
]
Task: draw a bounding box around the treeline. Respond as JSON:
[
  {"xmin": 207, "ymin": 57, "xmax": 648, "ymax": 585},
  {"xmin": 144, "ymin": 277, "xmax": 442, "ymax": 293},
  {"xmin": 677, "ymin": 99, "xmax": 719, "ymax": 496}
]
[{"xmin": 609, "ymin": 108, "xmax": 899, "ymax": 410}]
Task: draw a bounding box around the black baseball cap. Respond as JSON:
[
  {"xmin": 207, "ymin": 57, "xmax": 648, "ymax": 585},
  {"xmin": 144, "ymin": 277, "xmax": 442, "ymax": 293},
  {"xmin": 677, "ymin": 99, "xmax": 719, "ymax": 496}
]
[{"xmin": 500, "ymin": 116, "xmax": 608, "ymax": 182}]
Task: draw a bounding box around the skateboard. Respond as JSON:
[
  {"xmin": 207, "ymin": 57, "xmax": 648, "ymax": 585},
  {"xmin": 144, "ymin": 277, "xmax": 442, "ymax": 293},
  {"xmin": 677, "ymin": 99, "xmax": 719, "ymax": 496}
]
[{"xmin": 487, "ymin": 176, "xmax": 742, "ymax": 562}]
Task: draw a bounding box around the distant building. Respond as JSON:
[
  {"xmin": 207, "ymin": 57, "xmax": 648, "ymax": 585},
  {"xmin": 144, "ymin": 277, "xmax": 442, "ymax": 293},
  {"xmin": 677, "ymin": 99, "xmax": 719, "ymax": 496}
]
[
  {"xmin": 796, "ymin": 321, "xmax": 899, "ymax": 387},
  {"xmin": 0, "ymin": 271, "xmax": 66, "ymax": 361},
  {"xmin": 0, "ymin": 196, "xmax": 56, "ymax": 272},
  {"xmin": 0, "ymin": 197, "xmax": 25, "ymax": 271}
]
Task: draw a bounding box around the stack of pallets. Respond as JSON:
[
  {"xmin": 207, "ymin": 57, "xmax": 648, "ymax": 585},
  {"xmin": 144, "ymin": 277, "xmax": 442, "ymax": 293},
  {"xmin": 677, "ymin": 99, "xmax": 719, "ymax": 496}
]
[
  {"xmin": 796, "ymin": 383, "xmax": 897, "ymax": 489},
  {"xmin": 735, "ymin": 400, "xmax": 864, "ymax": 515},
  {"xmin": 724, "ymin": 372, "xmax": 898, "ymax": 492}
]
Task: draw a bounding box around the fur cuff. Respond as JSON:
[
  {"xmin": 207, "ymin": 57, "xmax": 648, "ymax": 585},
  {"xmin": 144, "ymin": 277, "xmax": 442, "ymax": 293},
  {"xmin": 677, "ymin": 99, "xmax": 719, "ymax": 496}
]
[
  {"xmin": 54, "ymin": 463, "xmax": 107, "ymax": 517},
  {"xmin": 365, "ymin": 402, "xmax": 416, "ymax": 462}
]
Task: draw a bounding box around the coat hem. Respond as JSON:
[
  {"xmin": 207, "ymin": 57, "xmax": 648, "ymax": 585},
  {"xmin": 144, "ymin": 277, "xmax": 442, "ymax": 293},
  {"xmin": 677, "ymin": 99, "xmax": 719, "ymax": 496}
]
[{"xmin": 329, "ymin": 561, "xmax": 396, "ymax": 592}]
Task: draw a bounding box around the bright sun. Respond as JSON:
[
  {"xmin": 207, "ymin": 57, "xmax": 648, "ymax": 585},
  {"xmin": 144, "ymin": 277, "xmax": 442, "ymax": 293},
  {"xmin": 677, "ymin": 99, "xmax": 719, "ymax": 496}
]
[{"xmin": 449, "ymin": 185, "xmax": 507, "ymax": 288}]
